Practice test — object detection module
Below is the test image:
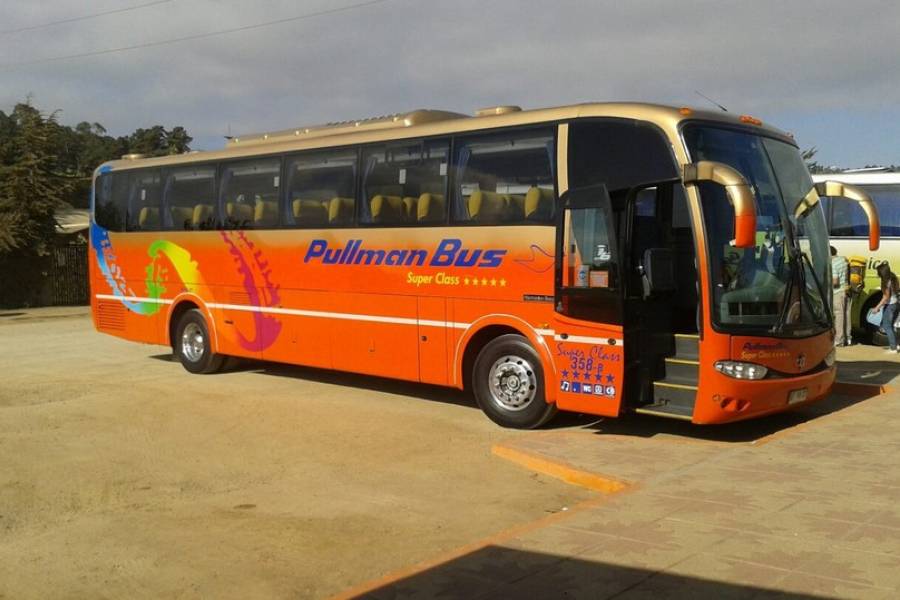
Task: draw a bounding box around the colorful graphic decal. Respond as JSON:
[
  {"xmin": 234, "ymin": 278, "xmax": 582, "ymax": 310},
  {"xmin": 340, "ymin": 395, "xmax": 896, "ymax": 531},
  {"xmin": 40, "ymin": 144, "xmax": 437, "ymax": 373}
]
[
  {"xmin": 221, "ymin": 231, "xmax": 282, "ymax": 351},
  {"xmin": 515, "ymin": 244, "xmax": 555, "ymax": 273},
  {"xmin": 91, "ymin": 223, "xmax": 282, "ymax": 351}
]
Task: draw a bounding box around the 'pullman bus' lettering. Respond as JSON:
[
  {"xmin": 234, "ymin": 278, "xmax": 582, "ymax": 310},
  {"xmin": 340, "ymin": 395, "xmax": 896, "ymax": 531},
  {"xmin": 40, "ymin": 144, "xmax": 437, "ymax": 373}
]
[{"xmin": 303, "ymin": 238, "xmax": 507, "ymax": 268}]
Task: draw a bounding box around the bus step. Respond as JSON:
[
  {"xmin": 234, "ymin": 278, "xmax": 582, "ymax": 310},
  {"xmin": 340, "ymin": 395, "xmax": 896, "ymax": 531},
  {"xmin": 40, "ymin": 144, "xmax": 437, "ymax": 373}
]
[
  {"xmin": 674, "ymin": 333, "xmax": 699, "ymax": 360},
  {"xmin": 651, "ymin": 380, "xmax": 697, "ymax": 414},
  {"xmin": 663, "ymin": 357, "xmax": 699, "ymax": 386},
  {"xmin": 634, "ymin": 403, "xmax": 693, "ymax": 421}
]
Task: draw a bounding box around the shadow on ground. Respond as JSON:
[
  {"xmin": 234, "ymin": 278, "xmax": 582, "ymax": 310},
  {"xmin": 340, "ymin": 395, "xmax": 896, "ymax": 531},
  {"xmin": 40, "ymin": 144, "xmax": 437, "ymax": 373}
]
[
  {"xmin": 837, "ymin": 359, "xmax": 900, "ymax": 386},
  {"xmin": 149, "ymin": 354, "xmax": 885, "ymax": 441},
  {"xmin": 353, "ymin": 545, "xmax": 830, "ymax": 599}
]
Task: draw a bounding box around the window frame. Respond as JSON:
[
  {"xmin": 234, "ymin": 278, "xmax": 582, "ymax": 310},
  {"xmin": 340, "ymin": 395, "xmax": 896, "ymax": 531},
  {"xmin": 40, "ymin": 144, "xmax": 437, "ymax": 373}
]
[
  {"xmin": 217, "ymin": 154, "xmax": 284, "ymax": 231},
  {"xmin": 449, "ymin": 125, "xmax": 559, "ymax": 227},
  {"xmin": 160, "ymin": 162, "xmax": 220, "ymax": 231}
]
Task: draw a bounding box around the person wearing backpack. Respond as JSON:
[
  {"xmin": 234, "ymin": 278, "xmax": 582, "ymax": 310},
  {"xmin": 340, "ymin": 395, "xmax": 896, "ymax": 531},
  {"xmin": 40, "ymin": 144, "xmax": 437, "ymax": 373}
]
[
  {"xmin": 831, "ymin": 246, "xmax": 851, "ymax": 347},
  {"xmin": 872, "ymin": 262, "xmax": 900, "ymax": 353}
]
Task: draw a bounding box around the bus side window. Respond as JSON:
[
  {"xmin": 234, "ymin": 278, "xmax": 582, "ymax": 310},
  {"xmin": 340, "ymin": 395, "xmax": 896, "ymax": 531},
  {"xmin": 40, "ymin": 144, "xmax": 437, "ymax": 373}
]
[
  {"xmin": 220, "ymin": 158, "xmax": 281, "ymax": 230},
  {"xmin": 284, "ymin": 149, "xmax": 357, "ymax": 228},
  {"xmin": 829, "ymin": 197, "xmax": 869, "ymax": 237},
  {"xmin": 452, "ymin": 129, "xmax": 556, "ymax": 224},
  {"xmin": 360, "ymin": 140, "xmax": 449, "ymax": 226},
  {"xmin": 95, "ymin": 172, "xmax": 129, "ymax": 232},
  {"xmin": 162, "ymin": 165, "xmax": 218, "ymax": 231},
  {"xmin": 125, "ymin": 170, "xmax": 162, "ymax": 232}
]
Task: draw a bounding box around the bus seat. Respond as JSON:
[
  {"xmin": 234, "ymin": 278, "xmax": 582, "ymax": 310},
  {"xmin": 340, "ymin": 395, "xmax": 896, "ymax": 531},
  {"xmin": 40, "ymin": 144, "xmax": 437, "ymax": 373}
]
[
  {"xmin": 193, "ymin": 204, "xmax": 214, "ymax": 228},
  {"xmin": 468, "ymin": 190, "xmax": 509, "ymax": 221},
  {"xmin": 138, "ymin": 207, "xmax": 159, "ymax": 229},
  {"xmin": 254, "ymin": 200, "xmax": 279, "ymax": 227},
  {"xmin": 170, "ymin": 206, "xmax": 194, "ymax": 230},
  {"xmin": 226, "ymin": 202, "xmax": 254, "ymax": 225},
  {"xmin": 417, "ymin": 193, "xmax": 445, "ymax": 222},
  {"xmin": 328, "ymin": 197, "xmax": 354, "ymax": 224},
  {"xmin": 292, "ymin": 199, "xmax": 328, "ymax": 225},
  {"xmin": 507, "ymin": 194, "xmax": 525, "ymax": 220},
  {"xmin": 402, "ymin": 196, "xmax": 418, "ymax": 219},
  {"xmin": 525, "ymin": 187, "xmax": 554, "ymax": 221},
  {"xmin": 370, "ymin": 195, "xmax": 405, "ymax": 223}
]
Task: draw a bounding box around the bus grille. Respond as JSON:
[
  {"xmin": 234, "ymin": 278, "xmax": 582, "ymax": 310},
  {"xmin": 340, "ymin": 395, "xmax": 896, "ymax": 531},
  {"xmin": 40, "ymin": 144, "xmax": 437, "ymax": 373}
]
[{"xmin": 97, "ymin": 301, "xmax": 126, "ymax": 331}]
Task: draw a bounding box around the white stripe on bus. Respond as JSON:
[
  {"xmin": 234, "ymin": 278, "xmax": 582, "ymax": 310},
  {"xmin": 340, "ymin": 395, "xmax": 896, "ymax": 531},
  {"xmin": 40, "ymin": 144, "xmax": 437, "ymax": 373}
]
[{"xmin": 94, "ymin": 294, "xmax": 623, "ymax": 347}]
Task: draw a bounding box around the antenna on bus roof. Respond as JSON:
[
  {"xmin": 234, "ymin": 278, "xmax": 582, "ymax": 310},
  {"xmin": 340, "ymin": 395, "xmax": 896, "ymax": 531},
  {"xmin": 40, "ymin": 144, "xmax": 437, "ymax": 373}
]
[{"xmin": 694, "ymin": 90, "xmax": 728, "ymax": 112}]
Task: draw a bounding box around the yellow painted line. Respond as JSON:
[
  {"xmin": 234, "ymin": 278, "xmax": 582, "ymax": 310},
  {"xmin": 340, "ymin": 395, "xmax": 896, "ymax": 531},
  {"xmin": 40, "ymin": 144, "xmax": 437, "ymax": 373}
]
[
  {"xmin": 665, "ymin": 358, "xmax": 699, "ymax": 365},
  {"xmin": 491, "ymin": 443, "xmax": 630, "ymax": 494},
  {"xmin": 330, "ymin": 445, "xmax": 633, "ymax": 600},
  {"xmin": 674, "ymin": 333, "xmax": 700, "ymax": 339},
  {"xmin": 653, "ymin": 381, "xmax": 699, "ymax": 391}
]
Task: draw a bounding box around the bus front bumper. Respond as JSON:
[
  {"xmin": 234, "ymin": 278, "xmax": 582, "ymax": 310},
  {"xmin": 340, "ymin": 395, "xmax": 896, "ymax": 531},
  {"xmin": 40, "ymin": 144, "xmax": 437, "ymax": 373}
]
[{"xmin": 692, "ymin": 364, "xmax": 836, "ymax": 424}]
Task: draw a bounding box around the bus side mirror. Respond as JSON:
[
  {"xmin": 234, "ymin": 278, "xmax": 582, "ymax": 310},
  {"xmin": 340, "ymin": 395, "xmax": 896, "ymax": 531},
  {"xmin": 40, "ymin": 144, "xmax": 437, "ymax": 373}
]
[
  {"xmin": 815, "ymin": 181, "xmax": 880, "ymax": 251},
  {"xmin": 683, "ymin": 161, "xmax": 757, "ymax": 249}
]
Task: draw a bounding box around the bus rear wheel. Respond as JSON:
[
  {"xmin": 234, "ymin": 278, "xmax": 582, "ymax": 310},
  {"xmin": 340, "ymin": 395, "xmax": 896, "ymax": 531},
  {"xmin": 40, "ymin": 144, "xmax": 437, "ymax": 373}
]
[
  {"xmin": 174, "ymin": 309, "xmax": 224, "ymax": 374},
  {"xmin": 472, "ymin": 334, "xmax": 556, "ymax": 429}
]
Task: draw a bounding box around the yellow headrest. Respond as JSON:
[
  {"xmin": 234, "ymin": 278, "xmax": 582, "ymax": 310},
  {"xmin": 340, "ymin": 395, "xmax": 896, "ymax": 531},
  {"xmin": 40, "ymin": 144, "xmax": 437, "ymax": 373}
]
[
  {"xmin": 417, "ymin": 193, "xmax": 444, "ymax": 222},
  {"xmin": 254, "ymin": 200, "xmax": 279, "ymax": 225},
  {"xmin": 226, "ymin": 202, "xmax": 254, "ymax": 223},
  {"xmin": 192, "ymin": 204, "xmax": 214, "ymax": 227},
  {"xmin": 170, "ymin": 206, "xmax": 194, "ymax": 229},
  {"xmin": 292, "ymin": 199, "xmax": 328, "ymax": 224},
  {"xmin": 402, "ymin": 196, "xmax": 418, "ymax": 218},
  {"xmin": 468, "ymin": 190, "xmax": 509, "ymax": 221},
  {"xmin": 138, "ymin": 207, "xmax": 159, "ymax": 228},
  {"xmin": 328, "ymin": 197, "xmax": 354, "ymax": 224},
  {"xmin": 370, "ymin": 195, "xmax": 405, "ymax": 222},
  {"xmin": 525, "ymin": 187, "xmax": 554, "ymax": 220}
]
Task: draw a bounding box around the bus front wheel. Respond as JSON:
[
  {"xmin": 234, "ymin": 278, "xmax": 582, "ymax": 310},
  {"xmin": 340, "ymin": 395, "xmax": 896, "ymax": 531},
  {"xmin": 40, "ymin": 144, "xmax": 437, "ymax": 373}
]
[
  {"xmin": 472, "ymin": 334, "xmax": 557, "ymax": 429},
  {"xmin": 174, "ymin": 309, "xmax": 225, "ymax": 374}
]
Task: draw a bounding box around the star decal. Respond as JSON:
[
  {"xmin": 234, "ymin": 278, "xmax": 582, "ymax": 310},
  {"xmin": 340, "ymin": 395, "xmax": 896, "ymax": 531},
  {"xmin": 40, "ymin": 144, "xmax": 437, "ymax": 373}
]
[
  {"xmin": 605, "ymin": 373, "xmax": 615, "ymax": 383},
  {"xmin": 594, "ymin": 372, "xmax": 603, "ymax": 382},
  {"xmin": 572, "ymin": 371, "xmax": 581, "ymax": 380},
  {"xmin": 490, "ymin": 278, "xmax": 497, "ymax": 286},
  {"xmin": 481, "ymin": 278, "xmax": 488, "ymax": 286},
  {"xmin": 561, "ymin": 369, "xmax": 569, "ymax": 378},
  {"xmin": 472, "ymin": 278, "xmax": 479, "ymax": 286},
  {"xmin": 500, "ymin": 279, "xmax": 507, "ymax": 287},
  {"xmin": 464, "ymin": 277, "xmax": 470, "ymax": 285}
]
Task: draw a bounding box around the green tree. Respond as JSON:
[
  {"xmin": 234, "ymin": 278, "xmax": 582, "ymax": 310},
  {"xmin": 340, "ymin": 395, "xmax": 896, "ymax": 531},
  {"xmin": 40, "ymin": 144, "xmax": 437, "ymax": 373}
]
[{"xmin": 0, "ymin": 103, "xmax": 72, "ymax": 256}]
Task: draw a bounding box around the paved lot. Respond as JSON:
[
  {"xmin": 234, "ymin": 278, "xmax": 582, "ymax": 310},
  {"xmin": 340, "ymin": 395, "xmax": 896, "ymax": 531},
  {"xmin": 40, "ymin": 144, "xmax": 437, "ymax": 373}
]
[
  {"xmin": 2, "ymin": 308, "xmax": 899, "ymax": 599},
  {"xmin": 0, "ymin": 309, "xmax": 590, "ymax": 599}
]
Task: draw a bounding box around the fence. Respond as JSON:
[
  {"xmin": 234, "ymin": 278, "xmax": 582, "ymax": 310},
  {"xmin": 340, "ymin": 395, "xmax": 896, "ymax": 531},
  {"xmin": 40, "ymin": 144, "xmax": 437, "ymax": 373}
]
[{"xmin": 51, "ymin": 244, "xmax": 88, "ymax": 306}]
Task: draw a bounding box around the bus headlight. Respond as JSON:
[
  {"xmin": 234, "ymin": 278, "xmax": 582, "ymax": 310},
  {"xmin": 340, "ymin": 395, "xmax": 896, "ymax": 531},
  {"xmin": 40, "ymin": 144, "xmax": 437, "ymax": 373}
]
[
  {"xmin": 714, "ymin": 361, "xmax": 768, "ymax": 380},
  {"xmin": 824, "ymin": 348, "xmax": 836, "ymax": 367}
]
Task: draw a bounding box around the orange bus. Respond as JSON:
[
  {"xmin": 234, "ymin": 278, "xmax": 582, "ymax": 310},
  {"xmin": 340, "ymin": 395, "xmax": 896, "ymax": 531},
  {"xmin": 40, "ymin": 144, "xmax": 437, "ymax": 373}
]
[{"xmin": 90, "ymin": 103, "xmax": 879, "ymax": 428}]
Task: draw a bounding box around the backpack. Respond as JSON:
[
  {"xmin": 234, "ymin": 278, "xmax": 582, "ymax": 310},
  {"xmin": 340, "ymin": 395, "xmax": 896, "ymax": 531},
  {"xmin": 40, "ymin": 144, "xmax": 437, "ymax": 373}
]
[{"xmin": 848, "ymin": 256, "xmax": 867, "ymax": 295}]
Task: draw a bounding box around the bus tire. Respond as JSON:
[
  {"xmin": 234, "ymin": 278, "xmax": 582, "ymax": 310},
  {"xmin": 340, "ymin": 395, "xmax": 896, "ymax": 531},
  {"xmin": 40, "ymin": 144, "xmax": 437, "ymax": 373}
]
[
  {"xmin": 174, "ymin": 309, "xmax": 225, "ymax": 374},
  {"xmin": 472, "ymin": 334, "xmax": 557, "ymax": 429}
]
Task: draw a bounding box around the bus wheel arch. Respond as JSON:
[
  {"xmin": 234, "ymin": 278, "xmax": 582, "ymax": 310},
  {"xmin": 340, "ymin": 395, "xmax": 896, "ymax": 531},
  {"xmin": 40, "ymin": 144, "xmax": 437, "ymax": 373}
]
[
  {"xmin": 167, "ymin": 297, "xmax": 219, "ymax": 354},
  {"xmin": 170, "ymin": 304, "xmax": 225, "ymax": 374},
  {"xmin": 468, "ymin": 332, "xmax": 558, "ymax": 429}
]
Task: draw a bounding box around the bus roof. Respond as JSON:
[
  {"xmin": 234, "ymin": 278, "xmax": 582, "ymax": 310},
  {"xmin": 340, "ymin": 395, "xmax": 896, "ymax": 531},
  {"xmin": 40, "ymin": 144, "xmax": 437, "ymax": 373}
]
[
  {"xmin": 99, "ymin": 102, "xmax": 795, "ymax": 174},
  {"xmin": 811, "ymin": 172, "xmax": 900, "ymax": 185}
]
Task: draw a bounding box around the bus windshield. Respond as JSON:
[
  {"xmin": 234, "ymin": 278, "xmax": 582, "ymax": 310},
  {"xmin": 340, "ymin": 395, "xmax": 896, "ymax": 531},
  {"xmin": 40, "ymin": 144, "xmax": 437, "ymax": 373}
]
[{"xmin": 684, "ymin": 125, "xmax": 831, "ymax": 337}]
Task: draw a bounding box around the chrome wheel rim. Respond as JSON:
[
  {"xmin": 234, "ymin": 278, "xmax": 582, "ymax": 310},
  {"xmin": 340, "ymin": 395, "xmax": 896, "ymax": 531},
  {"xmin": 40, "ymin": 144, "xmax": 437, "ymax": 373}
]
[
  {"xmin": 488, "ymin": 355, "xmax": 537, "ymax": 412},
  {"xmin": 181, "ymin": 322, "xmax": 205, "ymax": 363}
]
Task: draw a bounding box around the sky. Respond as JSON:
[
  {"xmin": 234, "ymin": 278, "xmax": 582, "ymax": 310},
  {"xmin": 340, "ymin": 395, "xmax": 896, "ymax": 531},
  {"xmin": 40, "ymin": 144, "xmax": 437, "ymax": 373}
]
[{"xmin": 1, "ymin": 0, "xmax": 898, "ymax": 168}]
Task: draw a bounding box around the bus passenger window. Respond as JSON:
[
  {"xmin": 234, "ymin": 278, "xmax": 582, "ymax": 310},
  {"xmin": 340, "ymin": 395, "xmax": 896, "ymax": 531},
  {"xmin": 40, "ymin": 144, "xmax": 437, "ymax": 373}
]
[
  {"xmin": 95, "ymin": 172, "xmax": 129, "ymax": 232},
  {"xmin": 163, "ymin": 166, "xmax": 217, "ymax": 231},
  {"xmin": 452, "ymin": 129, "xmax": 556, "ymax": 224},
  {"xmin": 220, "ymin": 159, "xmax": 281, "ymax": 230},
  {"xmin": 284, "ymin": 149, "xmax": 357, "ymax": 228},
  {"xmin": 125, "ymin": 171, "xmax": 162, "ymax": 232},
  {"xmin": 360, "ymin": 140, "xmax": 449, "ymax": 225}
]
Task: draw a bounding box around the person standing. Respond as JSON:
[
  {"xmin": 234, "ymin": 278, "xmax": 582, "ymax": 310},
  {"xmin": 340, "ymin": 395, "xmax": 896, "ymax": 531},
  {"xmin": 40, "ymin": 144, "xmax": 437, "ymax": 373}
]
[
  {"xmin": 873, "ymin": 262, "xmax": 900, "ymax": 353},
  {"xmin": 831, "ymin": 246, "xmax": 850, "ymax": 346}
]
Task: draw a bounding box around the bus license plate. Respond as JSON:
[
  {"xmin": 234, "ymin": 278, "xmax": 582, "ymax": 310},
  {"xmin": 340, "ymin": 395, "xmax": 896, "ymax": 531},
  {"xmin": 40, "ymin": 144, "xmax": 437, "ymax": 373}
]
[{"xmin": 788, "ymin": 389, "xmax": 808, "ymax": 405}]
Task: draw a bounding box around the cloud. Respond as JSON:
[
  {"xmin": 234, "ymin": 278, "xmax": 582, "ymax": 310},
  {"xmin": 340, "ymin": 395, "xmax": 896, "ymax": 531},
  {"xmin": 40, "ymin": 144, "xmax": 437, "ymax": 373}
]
[{"xmin": 1, "ymin": 0, "xmax": 898, "ymax": 164}]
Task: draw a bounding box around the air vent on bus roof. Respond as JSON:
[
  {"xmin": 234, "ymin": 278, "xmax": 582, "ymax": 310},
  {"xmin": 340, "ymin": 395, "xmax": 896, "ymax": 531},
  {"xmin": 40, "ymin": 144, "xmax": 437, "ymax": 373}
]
[
  {"xmin": 228, "ymin": 109, "xmax": 467, "ymax": 147},
  {"xmin": 475, "ymin": 106, "xmax": 522, "ymax": 117}
]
